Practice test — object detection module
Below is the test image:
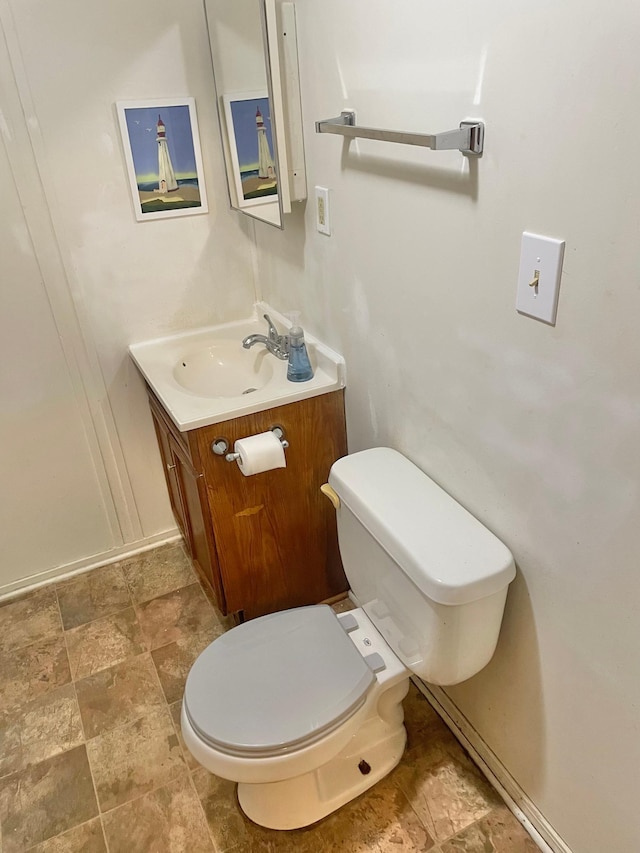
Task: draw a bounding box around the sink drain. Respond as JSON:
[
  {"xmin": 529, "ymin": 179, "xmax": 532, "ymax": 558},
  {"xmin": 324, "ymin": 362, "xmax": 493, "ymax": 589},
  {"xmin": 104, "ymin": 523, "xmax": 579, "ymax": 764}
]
[{"xmin": 242, "ymin": 387, "xmax": 258, "ymax": 395}]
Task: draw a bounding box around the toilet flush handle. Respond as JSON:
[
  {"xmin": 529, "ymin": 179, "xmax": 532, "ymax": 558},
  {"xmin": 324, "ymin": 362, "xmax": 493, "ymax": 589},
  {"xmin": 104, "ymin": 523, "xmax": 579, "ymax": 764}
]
[{"xmin": 320, "ymin": 483, "xmax": 341, "ymax": 510}]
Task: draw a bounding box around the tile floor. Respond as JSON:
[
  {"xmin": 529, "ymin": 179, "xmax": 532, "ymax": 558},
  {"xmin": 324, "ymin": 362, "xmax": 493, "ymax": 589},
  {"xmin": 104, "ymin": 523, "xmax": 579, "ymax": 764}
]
[{"xmin": 0, "ymin": 542, "xmax": 538, "ymax": 852}]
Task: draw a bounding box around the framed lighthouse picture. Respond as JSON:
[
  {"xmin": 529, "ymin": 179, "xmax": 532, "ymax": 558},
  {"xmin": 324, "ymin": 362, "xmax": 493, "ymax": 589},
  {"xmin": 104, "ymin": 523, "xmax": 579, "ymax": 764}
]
[
  {"xmin": 116, "ymin": 98, "xmax": 208, "ymax": 221},
  {"xmin": 222, "ymin": 91, "xmax": 278, "ymax": 208}
]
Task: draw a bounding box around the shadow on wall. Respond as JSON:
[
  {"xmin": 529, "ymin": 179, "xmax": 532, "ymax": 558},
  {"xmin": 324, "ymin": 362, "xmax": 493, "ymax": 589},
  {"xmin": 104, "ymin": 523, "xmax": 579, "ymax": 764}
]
[
  {"xmin": 444, "ymin": 567, "xmax": 546, "ymax": 798},
  {"xmin": 340, "ymin": 141, "xmax": 480, "ymax": 200},
  {"xmin": 252, "ymin": 199, "xmax": 309, "ymax": 286}
]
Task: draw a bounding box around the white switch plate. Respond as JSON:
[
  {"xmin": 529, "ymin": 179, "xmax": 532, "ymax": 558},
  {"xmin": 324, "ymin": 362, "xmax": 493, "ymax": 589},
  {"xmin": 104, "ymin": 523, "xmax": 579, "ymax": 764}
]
[
  {"xmin": 315, "ymin": 186, "xmax": 331, "ymax": 235},
  {"xmin": 516, "ymin": 232, "xmax": 565, "ymax": 325}
]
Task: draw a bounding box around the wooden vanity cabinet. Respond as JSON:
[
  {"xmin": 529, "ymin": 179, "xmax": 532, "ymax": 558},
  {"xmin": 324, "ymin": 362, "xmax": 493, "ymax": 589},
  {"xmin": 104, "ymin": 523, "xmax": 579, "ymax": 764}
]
[{"xmin": 148, "ymin": 389, "xmax": 348, "ymax": 620}]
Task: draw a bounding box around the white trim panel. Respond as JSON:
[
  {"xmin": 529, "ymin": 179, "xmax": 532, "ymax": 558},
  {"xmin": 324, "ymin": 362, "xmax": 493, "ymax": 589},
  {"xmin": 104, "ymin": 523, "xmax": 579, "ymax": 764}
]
[{"xmin": 0, "ymin": 529, "xmax": 180, "ymax": 602}]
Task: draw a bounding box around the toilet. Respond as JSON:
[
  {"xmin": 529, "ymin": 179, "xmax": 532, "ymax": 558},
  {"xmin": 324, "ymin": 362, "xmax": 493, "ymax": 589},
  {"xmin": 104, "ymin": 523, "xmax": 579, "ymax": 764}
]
[{"xmin": 181, "ymin": 447, "xmax": 516, "ymax": 830}]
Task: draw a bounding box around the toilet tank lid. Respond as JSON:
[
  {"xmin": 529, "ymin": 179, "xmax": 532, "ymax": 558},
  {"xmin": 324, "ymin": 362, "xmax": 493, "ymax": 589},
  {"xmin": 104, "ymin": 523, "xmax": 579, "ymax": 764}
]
[{"xmin": 329, "ymin": 448, "xmax": 516, "ymax": 606}]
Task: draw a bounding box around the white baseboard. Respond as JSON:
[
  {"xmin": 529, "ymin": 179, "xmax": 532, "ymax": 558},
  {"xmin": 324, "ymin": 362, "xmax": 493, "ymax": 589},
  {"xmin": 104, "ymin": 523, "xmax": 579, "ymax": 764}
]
[
  {"xmin": 413, "ymin": 680, "xmax": 573, "ymax": 853},
  {"xmin": 0, "ymin": 528, "xmax": 181, "ymax": 601}
]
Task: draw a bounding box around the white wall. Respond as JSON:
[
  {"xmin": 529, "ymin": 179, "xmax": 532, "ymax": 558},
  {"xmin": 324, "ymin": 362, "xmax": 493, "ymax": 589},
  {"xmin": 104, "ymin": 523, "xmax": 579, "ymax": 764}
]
[
  {"xmin": 253, "ymin": 2, "xmax": 640, "ymax": 851},
  {"xmin": 0, "ymin": 0, "xmax": 257, "ymax": 590},
  {"xmin": 0, "ymin": 102, "xmax": 116, "ymax": 587}
]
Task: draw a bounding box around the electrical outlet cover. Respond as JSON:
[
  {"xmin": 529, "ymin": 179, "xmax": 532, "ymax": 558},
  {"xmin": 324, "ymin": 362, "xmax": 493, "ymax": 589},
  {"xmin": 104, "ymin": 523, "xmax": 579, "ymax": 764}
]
[{"xmin": 315, "ymin": 186, "xmax": 331, "ymax": 236}]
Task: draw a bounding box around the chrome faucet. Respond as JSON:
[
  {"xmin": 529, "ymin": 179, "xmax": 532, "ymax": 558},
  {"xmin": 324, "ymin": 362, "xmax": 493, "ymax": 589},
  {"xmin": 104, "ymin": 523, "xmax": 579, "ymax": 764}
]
[{"xmin": 242, "ymin": 314, "xmax": 290, "ymax": 360}]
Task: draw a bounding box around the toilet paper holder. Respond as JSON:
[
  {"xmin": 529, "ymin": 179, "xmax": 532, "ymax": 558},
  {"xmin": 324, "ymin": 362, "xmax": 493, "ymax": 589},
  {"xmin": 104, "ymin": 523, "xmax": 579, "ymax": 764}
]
[{"xmin": 210, "ymin": 426, "xmax": 289, "ymax": 462}]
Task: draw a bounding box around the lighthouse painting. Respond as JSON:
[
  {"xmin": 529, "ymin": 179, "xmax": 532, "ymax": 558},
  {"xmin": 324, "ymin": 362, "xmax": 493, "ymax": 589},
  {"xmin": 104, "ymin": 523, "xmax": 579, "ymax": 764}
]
[
  {"xmin": 117, "ymin": 98, "xmax": 208, "ymax": 221},
  {"xmin": 222, "ymin": 92, "xmax": 278, "ymax": 208},
  {"xmin": 156, "ymin": 114, "xmax": 179, "ymax": 193}
]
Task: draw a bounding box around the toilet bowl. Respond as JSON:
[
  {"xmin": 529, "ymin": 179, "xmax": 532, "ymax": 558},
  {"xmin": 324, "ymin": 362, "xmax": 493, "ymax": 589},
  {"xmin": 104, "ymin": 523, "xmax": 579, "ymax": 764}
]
[
  {"xmin": 182, "ymin": 604, "xmax": 409, "ymax": 828},
  {"xmin": 182, "ymin": 447, "xmax": 516, "ymax": 829}
]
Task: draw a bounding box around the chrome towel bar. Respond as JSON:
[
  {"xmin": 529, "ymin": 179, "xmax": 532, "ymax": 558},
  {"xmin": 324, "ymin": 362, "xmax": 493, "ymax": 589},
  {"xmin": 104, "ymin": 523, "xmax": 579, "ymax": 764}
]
[{"xmin": 315, "ymin": 110, "xmax": 484, "ymax": 156}]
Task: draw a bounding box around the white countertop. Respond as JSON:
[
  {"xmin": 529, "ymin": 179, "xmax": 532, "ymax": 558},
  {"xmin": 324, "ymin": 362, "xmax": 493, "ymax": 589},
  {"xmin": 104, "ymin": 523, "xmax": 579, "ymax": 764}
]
[{"xmin": 129, "ymin": 304, "xmax": 346, "ymax": 432}]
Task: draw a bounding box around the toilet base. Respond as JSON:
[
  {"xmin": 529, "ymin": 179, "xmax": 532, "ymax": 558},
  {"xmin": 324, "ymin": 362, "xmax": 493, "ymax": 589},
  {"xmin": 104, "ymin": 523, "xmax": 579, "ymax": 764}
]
[{"xmin": 237, "ymin": 713, "xmax": 407, "ymax": 830}]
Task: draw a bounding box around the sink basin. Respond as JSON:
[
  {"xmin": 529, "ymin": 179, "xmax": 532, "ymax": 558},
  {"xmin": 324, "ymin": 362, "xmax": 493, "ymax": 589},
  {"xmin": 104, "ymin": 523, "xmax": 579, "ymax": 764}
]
[
  {"xmin": 129, "ymin": 304, "xmax": 346, "ymax": 431},
  {"xmin": 173, "ymin": 340, "xmax": 274, "ymax": 398}
]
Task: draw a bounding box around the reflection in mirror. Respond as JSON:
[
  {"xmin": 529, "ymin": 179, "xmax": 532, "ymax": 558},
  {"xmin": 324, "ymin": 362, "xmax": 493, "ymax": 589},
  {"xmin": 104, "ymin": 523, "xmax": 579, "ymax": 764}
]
[{"xmin": 204, "ymin": 0, "xmax": 306, "ymax": 229}]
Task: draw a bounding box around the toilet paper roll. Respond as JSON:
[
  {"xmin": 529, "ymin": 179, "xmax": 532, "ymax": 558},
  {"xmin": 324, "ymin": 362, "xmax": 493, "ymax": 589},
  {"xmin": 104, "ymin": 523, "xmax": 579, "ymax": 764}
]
[{"xmin": 234, "ymin": 431, "xmax": 286, "ymax": 477}]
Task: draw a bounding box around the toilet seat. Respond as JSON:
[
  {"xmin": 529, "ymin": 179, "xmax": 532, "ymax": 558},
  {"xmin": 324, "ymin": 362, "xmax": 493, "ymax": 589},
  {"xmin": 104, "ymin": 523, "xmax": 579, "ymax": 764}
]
[{"xmin": 183, "ymin": 605, "xmax": 375, "ymax": 758}]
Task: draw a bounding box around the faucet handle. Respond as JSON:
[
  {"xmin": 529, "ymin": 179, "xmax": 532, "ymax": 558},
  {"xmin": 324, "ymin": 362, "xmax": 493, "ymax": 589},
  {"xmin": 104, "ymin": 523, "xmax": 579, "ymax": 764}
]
[{"xmin": 263, "ymin": 314, "xmax": 279, "ymax": 342}]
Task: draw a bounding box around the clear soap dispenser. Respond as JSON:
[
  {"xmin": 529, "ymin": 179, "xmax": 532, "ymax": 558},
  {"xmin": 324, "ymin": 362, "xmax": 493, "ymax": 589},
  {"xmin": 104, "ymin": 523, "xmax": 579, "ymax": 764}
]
[{"xmin": 286, "ymin": 312, "xmax": 314, "ymax": 382}]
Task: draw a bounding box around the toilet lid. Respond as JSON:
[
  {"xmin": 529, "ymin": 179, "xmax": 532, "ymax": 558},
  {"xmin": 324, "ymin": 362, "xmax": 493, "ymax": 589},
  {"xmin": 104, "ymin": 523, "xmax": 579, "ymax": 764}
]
[{"xmin": 184, "ymin": 605, "xmax": 375, "ymax": 756}]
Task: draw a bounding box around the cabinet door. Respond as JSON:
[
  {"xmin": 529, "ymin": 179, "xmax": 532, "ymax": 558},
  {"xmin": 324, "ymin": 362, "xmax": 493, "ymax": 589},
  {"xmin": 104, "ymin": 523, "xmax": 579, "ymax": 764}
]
[
  {"xmin": 168, "ymin": 435, "xmax": 227, "ymax": 614},
  {"xmin": 149, "ymin": 402, "xmax": 226, "ymax": 613},
  {"xmin": 150, "ymin": 408, "xmax": 189, "ymax": 544},
  {"xmin": 199, "ymin": 392, "xmax": 348, "ymax": 619}
]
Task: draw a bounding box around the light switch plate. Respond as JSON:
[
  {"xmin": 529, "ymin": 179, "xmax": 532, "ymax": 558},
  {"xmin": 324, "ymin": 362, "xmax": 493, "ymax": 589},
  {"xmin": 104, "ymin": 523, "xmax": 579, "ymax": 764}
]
[{"xmin": 516, "ymin": 232, "xmax": 565, "ymax": 325}]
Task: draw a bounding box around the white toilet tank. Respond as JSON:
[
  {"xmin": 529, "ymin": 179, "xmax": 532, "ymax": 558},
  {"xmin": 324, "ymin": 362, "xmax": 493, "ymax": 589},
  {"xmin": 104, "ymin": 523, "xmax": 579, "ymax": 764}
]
[{"xmin": 328, "ymin": 448, "xmax": 516, "ymax": 685}]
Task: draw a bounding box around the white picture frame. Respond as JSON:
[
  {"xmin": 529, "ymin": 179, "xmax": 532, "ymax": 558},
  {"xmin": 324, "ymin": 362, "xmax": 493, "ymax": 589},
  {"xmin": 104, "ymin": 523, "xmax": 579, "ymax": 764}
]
[
  {"xmin": 116, "ymin": 97, "xmax": 208, "ymax": 221},
  {"xmin": 221, "ymin": 91, "xmax": 278, "ymax": 209}
]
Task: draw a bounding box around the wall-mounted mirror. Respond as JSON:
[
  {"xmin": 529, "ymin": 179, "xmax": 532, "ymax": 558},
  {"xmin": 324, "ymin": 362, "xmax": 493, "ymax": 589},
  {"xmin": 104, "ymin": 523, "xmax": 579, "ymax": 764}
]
[{"xmin": 204, "ymin": 0, "xmax": 306, "ymax": 229}]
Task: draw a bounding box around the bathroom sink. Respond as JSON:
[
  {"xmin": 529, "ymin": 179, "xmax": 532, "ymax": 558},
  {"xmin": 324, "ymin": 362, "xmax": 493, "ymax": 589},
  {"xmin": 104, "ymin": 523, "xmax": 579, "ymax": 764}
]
[
  {"xmin": 172, "ymin": 340, "xmax": 274, "ymax": 398},
  {"xmin": 129, "ymin": 303, "xmax": 346, "ymax": 431}
]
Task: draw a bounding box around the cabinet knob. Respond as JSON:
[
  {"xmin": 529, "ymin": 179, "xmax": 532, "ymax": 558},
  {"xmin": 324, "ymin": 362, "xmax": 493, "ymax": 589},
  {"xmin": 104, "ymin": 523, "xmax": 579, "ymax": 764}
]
[{"xmin": 167, "ymin": 463, "xmax": 176, "ymax": 472}]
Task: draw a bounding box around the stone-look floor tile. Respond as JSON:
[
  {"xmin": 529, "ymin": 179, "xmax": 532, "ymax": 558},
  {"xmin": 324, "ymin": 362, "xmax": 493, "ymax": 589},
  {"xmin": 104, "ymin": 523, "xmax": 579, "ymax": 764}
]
[
  {"xmin": 330, "ymin": 597, "xmax": 357, "ymax": 614},
  {"xmin": 75, "ymin": 653, "xmax": 166, "ymax": 739},
  {"xmin": 169, "ymin": 701, "xmax": 199, "ymax": 771},
  {"xmin": 151, "ymin": 628, "xmax": 223, "ymax": 704},
  {"xmin": 0, "ymin": 684, "xmax": 83, "ymax": 778},
  {"xmin": 101, "ymin": 773, "xmax": 213, "ymax": 853},
  {"xmin": 87, "ymin": 707, "xmax": 185, "ymax": 813},
  {"xmin": 26, "ymin": 817, "xmax": 107, "ymax": 853},
  {"xmin": 0, "ymin": 637, "xmax": 70, "ymax": 717},
  {"xmin": 317, "ymin": 775, "xmax": 435, "ymax": 853},
  {"xmin": 56, "ymin": 565, "xmax": 131, "ymax": 630},
  {"xmin": 121, "ymin": 542, "xmax": 196, "ymax": 605},
  {"xmin": 359, "ymin": 777, "xmax": 436, "ymax": 851},
  {"xmin": 394, "ymin": 741, "xmax": 501, "ymax": 843},
  {"xmin": 399, "ymin": 716, "xmax": 463, "ymax": 777},
  {"xmin": 65, "ymin": 608, "xmax": 146, "ymax": 681},
  {"xmin": 197, "ymin": 580, "xmax": 238, "ymax": 631},
  {"xmin": 135, "ymin": 583, "xmax": 219, "ymax": 652},
  {"xmin": 441, "ymin": 805, "xmax": 539, "ymax": 853},
  {"xmin": 0, "ymin": 587, "xmax": 62, "ymax": 654},
  {"xmin": 403, "ymin": 682, "xmax": 448, "ymax": 752},
  {"xmin": 0, "ymin": 745, "xmax": 97, "ymax": 853}
]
